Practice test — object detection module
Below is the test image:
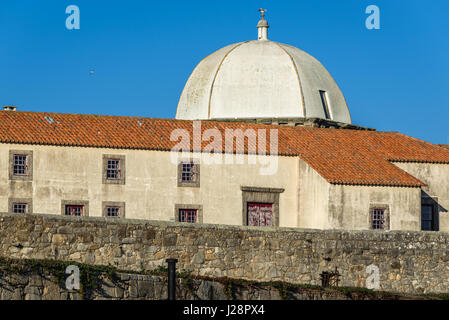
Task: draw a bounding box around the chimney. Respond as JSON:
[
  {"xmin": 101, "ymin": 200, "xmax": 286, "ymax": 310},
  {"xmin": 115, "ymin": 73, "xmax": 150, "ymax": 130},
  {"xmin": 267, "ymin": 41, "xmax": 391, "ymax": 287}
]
[{"xmin": 3, "ymin": 106, "xmax": 17, "ymax": 111}]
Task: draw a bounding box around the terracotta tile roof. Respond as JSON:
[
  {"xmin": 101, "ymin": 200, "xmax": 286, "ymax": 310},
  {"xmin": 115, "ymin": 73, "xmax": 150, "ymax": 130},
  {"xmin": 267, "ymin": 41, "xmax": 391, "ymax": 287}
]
[{"xmin": 2, "ymin": 110, "xmax": 449, "ymax": 187}]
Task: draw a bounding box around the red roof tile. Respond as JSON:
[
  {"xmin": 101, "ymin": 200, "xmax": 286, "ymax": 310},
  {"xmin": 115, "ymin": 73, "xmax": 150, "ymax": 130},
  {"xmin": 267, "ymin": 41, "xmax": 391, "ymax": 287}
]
[{"xmin": 2, "ymin": 111, "xmax": 449, "ymax": 187}]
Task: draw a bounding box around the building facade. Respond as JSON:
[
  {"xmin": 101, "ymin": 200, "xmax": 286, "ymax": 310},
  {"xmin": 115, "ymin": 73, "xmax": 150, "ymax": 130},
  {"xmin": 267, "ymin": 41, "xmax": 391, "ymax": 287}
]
[
  {"xmin": 1, "ymin": 113, "xmax": 449, "ymax": 232},
  {"xmin": 1, "ymin": 12, "xmax": 448, "ymax": 232}
]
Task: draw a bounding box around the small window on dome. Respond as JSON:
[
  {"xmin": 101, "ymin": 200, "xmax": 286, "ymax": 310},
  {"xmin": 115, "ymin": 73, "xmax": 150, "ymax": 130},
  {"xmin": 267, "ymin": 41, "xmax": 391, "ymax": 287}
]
[{"xmin": 319, "ymin": 90, "xmax": 331, "ymax": 120}]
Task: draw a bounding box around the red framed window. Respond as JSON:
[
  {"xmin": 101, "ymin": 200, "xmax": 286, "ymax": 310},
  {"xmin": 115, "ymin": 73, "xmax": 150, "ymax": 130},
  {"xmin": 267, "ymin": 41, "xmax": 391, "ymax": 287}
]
[
  {"xmin": 179, "ymin": 209, "xmax": 197, "ymax": 223},
  {"xmin": 13, "ymin": 154, "xmax": 28, "ymax": 176},
  {"xmin": 372, "ymin": 208, "xmax": 386, "ymax": 230},
  {"xmin": 247, "ymin": 203, "xmax": 273, "ymax": 226},
  {"xmin": 13, "ymin": 203, "xmax": 27, "ymax": 213},
  {"xmin": 106, "ymin": 206, "xmax": 120, "ymax": 218},
  {"xmin": 181, "ymin": 162, "xmax": 196, "ymax": 182},
  {"xmin": 65, "ymin": 205, "xmax": 84, "ymax": 216},
  {"xmin": 106, "ymin": 159, "xmax": 121, "ymax": 179}
]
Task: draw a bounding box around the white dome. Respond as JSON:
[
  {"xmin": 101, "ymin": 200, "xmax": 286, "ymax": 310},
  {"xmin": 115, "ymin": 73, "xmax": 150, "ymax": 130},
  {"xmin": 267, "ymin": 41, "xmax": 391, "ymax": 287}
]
[{"xmin": 176, "ymin": 16, "xmax": 351, "ymax": 124}]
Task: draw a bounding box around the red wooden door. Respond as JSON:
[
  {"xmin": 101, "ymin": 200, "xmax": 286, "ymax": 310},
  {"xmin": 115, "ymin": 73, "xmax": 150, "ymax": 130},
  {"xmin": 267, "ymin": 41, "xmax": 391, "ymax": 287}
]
[{"xmin": 247, "ymin": 203, "xmax": 273, "ymax": 226}]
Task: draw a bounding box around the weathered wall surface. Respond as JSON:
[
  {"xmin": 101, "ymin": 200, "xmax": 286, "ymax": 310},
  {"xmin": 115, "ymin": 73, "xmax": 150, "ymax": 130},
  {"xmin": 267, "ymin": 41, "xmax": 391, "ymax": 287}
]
[
  {"xmin": 0, "ymin": 267, "xmax": 236, "ymax": 300},
  {"xmin": 0, "ymin": 144, "xmax": 298, "ymax": 227},
  {"xmin": 3, "ymin": 144, "xmax": 437, "ymax": 232},
  {"xmin": 297, "ymin": 159, "xmax": 329, "ymax": 229},
  {"xmin": 0, "ymin": 262, "xmax": 414, "ymax": 301},
  {"xmin": 1, "ymin": 213, "xmax": 448, "ymax": 294},
  {"xmin": 328, "ymin": 185, "xmax": 421, "ymax": 231},
  {"xmin": 394, "ymin": 162, "xmax": 449, "ymax": 232},
  {"xmin": 297, "ymin": 159, "xmax": 422, "ymax": 231},
  {"xmin": 0, "ymin": 271, "xmax": 287, "ymax": 301}
]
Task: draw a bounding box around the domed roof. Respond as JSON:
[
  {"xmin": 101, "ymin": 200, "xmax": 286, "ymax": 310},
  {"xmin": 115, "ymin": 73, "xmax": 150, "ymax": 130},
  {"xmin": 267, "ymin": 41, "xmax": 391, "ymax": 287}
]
[{"xmin": 176, "ymin": 12, "xmax": 352, "ymax": 124}]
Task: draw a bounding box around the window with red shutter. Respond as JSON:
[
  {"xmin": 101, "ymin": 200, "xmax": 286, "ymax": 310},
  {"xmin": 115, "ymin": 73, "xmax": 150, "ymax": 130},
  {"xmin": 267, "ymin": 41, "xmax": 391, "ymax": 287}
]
[
  {"xmin": 178, "ymin": 209, "xmax": 197, "ymax": 223},
  {"xmin": 65, "ymin": 205, "xmax": 84, "ymax": 216}
]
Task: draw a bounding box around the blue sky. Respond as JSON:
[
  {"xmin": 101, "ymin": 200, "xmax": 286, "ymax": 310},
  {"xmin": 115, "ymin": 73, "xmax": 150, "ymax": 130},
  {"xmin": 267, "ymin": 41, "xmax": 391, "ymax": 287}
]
[{"xmin": 0, "ymin": 0, "xmax": 448, "ymax": 144}]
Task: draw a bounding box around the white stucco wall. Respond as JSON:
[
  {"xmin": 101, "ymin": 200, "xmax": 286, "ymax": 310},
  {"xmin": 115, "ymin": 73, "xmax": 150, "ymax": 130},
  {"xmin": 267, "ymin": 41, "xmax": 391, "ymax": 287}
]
[
  {"xmin": 297, "ymin": 159, "xmax": 421, "ymax": 231},
  {"xmin": 328, "ymin": 185, "xmax": 421, "ymax": 231},
  {"xmin": 0, "ymin": 143, "xmax": 431, "ymax": 232},
  {"xmin": 393, "ymin": 162, "xmax": 449, "ymax": 232},
  {"xmin": 0, "ymin": 144, "xmax": 298, "ymax": 227}
]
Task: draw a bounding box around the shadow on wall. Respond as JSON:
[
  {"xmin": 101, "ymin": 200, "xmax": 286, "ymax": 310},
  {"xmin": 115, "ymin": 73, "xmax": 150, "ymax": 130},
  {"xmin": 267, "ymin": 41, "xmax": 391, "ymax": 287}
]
[{"xmin": 422, "ymin": 191, "xmax": 446, "ymax": 232}]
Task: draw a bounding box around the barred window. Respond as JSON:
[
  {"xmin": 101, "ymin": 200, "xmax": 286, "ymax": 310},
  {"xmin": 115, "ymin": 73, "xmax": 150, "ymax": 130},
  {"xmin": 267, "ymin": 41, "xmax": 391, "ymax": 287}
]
[
  {"xmin": 13, "ymin": 155, "xmax": 28, "ymax": 176},
  {"xmin": 181, "ymin": 162, "xmax": 196, "ymax": 182},
  {"xmin": 13, "ymin": 203, "xmax": 27, "ymax": 213},
  {"xmin": 106, "ymin": 206, "xmax": 120, "ymax": 218},
  {"xmin": 106, "ymin": 159, "xmax": 121, "ymax": 180},
  {"xmin": 65, "ymin": 205, "xmax": 83, "ymax": 216},
  {"xmin": 178, "ymin": 160, "xmax": 200, "ymax": 187},
  {"xmin": 372, "ymin": 208, "xmax": 386, "ymax": 230},
  {"xmin": 179, "ymin": 209, "xmax": 197, "ymax": 223}
]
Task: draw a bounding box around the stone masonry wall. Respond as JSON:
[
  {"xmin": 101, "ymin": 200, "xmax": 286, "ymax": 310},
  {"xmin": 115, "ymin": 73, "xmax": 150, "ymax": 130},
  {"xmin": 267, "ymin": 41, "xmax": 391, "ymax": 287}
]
[
  {"xmin": 0, "ymin": 265, "xmax": 355, "ymax": 300},
  {"xmin": 0, "ymin": 213, "xmax": 448, "ymax": 294},
  {"xmin": 1, "ymin": 262, "xmax": 429, "ymax": 300}
]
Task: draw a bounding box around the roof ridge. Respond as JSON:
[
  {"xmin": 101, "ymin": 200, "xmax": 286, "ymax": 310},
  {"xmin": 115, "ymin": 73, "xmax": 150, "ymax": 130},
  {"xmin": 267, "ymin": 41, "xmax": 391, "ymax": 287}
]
[
  {"xmin": 1, "ymin": 110, "xmax": 448, "ymax": 188},
  {"xmin": 393, "ymin": 131, "xmax": 441, "ymax": 148}
]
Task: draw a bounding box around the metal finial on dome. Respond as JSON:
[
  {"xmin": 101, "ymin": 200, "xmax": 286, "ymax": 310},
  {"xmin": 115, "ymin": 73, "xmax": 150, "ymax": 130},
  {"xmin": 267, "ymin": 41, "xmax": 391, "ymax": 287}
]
[{"xmin": 257, "ymin": 8, "xmax": 269, "ymax": 40}]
